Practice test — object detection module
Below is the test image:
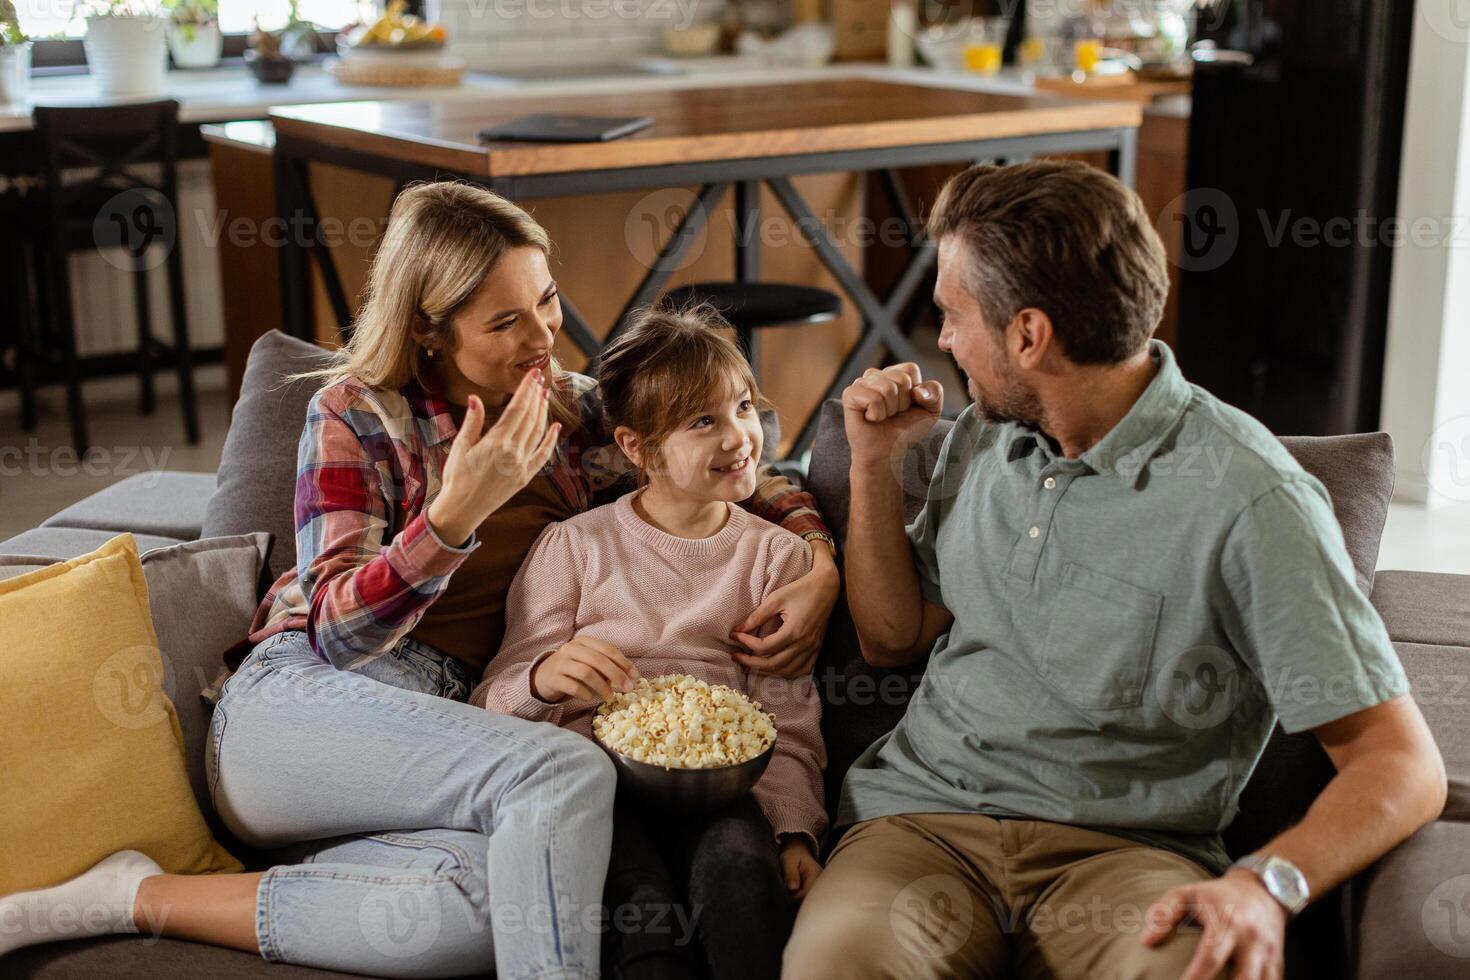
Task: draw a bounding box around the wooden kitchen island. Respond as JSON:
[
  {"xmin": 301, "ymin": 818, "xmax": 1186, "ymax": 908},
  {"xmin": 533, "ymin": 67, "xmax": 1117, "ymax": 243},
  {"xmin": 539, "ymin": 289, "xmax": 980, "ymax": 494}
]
[{"xmin": 210, "ymin": 75, "xmax": 1141, "ymax": 452}]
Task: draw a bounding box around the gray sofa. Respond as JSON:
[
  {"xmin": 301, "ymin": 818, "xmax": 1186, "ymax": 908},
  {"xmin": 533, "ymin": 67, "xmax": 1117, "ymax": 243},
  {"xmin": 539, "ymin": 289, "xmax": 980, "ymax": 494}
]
[{"xmin": 3, "ymin": 330, "xmax": 1468, "ymax": 978}]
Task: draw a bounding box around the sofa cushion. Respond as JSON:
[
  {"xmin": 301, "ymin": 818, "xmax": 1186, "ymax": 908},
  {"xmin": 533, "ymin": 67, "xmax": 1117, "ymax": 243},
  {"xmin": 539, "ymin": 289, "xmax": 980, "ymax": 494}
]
[
  {"xmin": 202, "ymin": 330, "xmax": 335, "ymax": 584},
  {"xmin": 0, "ymin": 534, "xmax": 242, "ymax": 894},
  {"xmin": 40, "ymin": 471, "xmax": 218, "ymax": 541},
  {"xmin": 1277, "ymin": 432, "xmax": 1395, "ymax": 594},
  {"xmin": 1352, "ymin": 819, "xmax": 1470, "ymax": 978},
  {"xmin": 1393, "ymin": 638, "xmax": 1470, "ymax": 822},
  {"xmin": 1371, "ymin": 570, "xmax": 1470, "ymax": 649},
  {"xmin": 805, "ymin": 400, "xmax": 954, "ymax": 823},
  {"xmin": 805, "ymin": 399, "xmax": 953, "ymax": 550},
  {"xmin": 0, "ymin": 526, "xmax": 182, "ymax": 562}
]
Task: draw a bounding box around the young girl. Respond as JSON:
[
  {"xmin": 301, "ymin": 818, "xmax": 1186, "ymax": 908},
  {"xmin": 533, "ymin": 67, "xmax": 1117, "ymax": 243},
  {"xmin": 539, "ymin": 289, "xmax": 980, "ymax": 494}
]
[{"xmin": 471, "ymin": 307, "xmax": 829, "ymax": 980}]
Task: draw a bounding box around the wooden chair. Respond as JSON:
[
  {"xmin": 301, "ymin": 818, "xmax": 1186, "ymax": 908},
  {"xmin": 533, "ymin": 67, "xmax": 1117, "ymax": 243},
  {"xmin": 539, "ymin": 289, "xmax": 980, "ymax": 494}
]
[{"xmin": 26, "ymin": 99, "xmax": 198, "ymax": 452}]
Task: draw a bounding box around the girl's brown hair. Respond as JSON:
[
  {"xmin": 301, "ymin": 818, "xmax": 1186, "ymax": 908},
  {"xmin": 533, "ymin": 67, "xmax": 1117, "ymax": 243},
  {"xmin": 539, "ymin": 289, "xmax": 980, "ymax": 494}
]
[{"xmin": 597, "ymin": 305, "xmax": 766, "ymax": 473}]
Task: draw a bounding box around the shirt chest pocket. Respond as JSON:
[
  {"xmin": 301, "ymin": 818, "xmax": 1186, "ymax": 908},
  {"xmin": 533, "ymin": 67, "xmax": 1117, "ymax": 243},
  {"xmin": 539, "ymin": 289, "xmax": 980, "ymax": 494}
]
[{"xmin": 1039, "ymin": 562, "xmax": 1163, "ymax": 710}]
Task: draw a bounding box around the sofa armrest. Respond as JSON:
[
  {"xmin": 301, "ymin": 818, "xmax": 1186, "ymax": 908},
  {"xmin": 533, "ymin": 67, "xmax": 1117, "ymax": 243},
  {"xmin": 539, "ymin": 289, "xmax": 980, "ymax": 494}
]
[
  {"xmin": 1371, "ymin": 570, "xmax": 1470, "ymax": 648},
  {"xmin": 39, "ymin": 471, "xmax": 219, "ymax": 542},
  {"xmin": 1353, "ymin": 820, "xmax": 1470, "ymax": 977}
]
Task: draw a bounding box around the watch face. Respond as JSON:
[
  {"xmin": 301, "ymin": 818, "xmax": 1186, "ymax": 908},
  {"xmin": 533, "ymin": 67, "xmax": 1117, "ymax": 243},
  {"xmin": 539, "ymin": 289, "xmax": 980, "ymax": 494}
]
[{"xmin": 1262, "ymin": 860, "xmax": 1308, "ymax": 909}]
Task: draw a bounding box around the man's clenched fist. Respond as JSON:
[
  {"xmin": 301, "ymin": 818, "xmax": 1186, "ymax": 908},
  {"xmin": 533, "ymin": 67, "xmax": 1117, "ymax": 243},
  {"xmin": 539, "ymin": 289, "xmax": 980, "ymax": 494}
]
[{"xmin": 841, "ymin": 364, "xmax": 944, "ymax": 468}]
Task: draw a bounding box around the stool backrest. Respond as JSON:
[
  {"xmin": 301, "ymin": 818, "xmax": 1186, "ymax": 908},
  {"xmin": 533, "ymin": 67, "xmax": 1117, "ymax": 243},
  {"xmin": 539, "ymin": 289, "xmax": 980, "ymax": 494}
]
[{"xmin": 32, "ymin": 100, "xmax": 182, "ymax": 219}]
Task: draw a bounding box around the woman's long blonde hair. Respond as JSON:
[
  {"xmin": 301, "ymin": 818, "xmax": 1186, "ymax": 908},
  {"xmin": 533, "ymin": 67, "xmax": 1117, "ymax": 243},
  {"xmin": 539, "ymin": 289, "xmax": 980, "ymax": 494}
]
[{"xmin": 302, "ymin": 180, "xmax": 575, "ymax": 426}]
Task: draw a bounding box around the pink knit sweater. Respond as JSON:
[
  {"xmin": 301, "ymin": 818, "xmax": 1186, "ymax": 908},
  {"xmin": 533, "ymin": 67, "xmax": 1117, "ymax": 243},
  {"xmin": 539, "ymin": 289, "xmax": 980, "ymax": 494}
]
[{"xmin": 470, "ymin": 490, "xmax": 829, "ymax": 849}]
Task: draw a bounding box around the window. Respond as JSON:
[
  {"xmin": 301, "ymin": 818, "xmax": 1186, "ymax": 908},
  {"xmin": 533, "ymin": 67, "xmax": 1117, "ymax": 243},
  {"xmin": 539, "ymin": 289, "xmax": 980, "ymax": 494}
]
[{"xmin": 14, "ymin": 0, "xmax": 373, "ymax": 40}]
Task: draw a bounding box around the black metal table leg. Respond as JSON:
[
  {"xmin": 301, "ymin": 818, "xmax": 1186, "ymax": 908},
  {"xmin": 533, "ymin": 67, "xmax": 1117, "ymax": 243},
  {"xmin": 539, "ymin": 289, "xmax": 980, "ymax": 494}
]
[
  {"xmin": 766, "ymin": 175, "xmax": 925, "ymax": 456},
  {"xmin": 1112, "ymin": 126, "xmax": 1138, "ymax": 189},
  {"xmin": 557, "ymin": 294, "xmax": 603, "ymax": 360},
  {"xmin": 606, "ymin": 181, "xmax": 729, "ymax": 348},
  {"xmin": 275, "ymin": 151, "xmax": 313, "ymax": 342},
  {"xmin": 735, "ymin": 179, "xmax": 762, "ymax": 374}
]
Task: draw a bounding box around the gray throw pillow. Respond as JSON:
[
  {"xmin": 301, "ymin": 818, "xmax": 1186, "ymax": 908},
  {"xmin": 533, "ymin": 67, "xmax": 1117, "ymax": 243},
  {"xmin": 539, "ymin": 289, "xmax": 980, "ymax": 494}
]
[
  {"xmin": 140, "ymin": 533, "xmax": 271, "ymax": 825},
  {"xmin": 1278, "ymin": 432, "xmax": 1395, "ymax": 594},
  {"xmin": 202, "ymin": 331, "xmax": 335, "ymax": 584}
]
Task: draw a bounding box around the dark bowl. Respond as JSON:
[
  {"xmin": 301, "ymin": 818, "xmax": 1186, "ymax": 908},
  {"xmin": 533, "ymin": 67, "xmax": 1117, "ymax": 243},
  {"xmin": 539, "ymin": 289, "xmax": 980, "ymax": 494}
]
[
  {"xmin": 245, "ymin": 50, "xmax": 295, "ymax": 84},
  {"xmin": 594, "ymin": 733, "xmax": 776, "ymax": 815}
]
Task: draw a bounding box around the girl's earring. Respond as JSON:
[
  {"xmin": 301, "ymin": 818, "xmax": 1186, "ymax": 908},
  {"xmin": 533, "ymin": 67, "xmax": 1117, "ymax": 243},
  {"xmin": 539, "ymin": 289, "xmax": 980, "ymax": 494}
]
[{"xmin": 425, "ymin": 346, "xmax": 436, "ymax": 359}]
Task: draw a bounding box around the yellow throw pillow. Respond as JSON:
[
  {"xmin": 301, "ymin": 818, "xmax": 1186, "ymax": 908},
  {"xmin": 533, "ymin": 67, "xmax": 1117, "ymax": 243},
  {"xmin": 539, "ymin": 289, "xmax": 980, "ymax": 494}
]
[{"xmin": 0, "ymin": 533, "xmax": 242, "ymax": 895}]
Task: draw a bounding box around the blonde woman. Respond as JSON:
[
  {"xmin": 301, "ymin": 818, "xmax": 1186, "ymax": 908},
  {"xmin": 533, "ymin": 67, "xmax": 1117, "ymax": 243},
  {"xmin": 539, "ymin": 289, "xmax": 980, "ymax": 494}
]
[{"xmin": 0, "ymin": 183, "xmax": 840, "ymax": 978}]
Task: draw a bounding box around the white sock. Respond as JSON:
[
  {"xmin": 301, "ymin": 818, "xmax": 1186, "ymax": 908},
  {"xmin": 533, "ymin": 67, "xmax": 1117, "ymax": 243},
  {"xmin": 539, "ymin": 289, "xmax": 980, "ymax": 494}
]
[{"xmin": 0, "ymin": 850, "xmax": 163, "ymax": 958}]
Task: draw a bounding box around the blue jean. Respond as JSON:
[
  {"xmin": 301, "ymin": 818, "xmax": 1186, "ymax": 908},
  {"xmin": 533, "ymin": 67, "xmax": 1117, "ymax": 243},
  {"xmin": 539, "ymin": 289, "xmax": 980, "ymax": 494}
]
[{"xmin": 208, "ymin": 630, "xmax": 617, "ymax": 979}]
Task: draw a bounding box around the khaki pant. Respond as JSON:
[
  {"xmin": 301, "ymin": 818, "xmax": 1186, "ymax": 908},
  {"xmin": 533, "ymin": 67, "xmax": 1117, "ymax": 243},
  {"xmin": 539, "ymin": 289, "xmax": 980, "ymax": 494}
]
[{"xmin": 783, "ymin": 813, "xmax": 1217, "ymax": 980}]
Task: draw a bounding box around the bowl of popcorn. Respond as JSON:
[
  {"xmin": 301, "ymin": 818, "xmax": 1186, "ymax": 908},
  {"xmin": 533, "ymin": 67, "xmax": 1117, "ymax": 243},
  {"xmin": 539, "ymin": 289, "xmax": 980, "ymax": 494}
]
[{"xmin": 592, "ymin": 674, "xmax": 777, "ymax": 814}]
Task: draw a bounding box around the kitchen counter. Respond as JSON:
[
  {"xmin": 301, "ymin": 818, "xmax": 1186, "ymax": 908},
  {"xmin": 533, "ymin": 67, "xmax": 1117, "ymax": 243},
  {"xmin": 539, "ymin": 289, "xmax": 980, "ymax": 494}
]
[
  {"xmin": 0, "ymin": 61, "xmax": 1138, "ymax": 134},
  {"xmin": 240, "ymin": 74, "xmax": 1138, "ymax": 452}
]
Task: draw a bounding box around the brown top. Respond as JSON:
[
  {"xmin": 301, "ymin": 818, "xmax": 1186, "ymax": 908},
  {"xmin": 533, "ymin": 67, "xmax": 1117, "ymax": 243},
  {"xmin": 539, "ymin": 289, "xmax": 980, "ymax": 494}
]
[
  {"xmin": 268, "ymin": 77, "xmax": 1142, "ymax": 178},
  {"xmin": 410, "ymin": 472, "xmax": 574, "ymax": 673}
]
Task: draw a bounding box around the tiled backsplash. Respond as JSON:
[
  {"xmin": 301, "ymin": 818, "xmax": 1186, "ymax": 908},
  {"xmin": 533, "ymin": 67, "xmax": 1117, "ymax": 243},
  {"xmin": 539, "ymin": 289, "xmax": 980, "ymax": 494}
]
[{"xmin": 430, "ymin": 0, "xmax": 730, "ymax": 70}]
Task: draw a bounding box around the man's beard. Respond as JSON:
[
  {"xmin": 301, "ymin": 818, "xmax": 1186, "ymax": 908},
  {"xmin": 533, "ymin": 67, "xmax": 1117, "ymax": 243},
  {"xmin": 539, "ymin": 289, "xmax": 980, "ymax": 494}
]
[{"xmin": 972, "ymin": 363, "xmax": 1043, "ymax": 428}]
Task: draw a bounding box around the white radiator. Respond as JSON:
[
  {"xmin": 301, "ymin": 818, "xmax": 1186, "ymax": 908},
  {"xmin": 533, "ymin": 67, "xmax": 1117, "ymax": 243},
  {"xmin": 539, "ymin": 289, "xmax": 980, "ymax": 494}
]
[{"xmin": 66, "ymin": 158, "xmax": 225, "ymax": 358}]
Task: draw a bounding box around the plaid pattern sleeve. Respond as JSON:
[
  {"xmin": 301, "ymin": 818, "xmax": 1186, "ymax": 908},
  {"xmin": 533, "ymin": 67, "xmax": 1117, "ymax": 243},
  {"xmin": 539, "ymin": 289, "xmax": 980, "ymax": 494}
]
[
  {"xmin": 744, "ymin": 465, "xmax": 828, "ymax": 541},
  {"xmin": 293, "ymin": 386, "xmax": 479, "ymax": 668}
]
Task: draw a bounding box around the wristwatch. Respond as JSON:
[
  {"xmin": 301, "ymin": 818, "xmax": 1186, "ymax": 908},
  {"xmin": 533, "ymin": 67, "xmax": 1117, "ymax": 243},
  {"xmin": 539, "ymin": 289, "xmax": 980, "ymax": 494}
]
[
  {"xmin": 802, "ymin": 531, "xmax": 838, "ymax": 561},
  {"xmin": 1229, "ymin": 853, "xmax": 1309, "ymax": 917}
]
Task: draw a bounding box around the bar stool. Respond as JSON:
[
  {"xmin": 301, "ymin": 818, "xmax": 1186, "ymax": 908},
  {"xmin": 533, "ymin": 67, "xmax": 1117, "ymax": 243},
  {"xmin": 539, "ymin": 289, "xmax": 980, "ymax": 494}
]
[
  {"xmin": 661, "ymin": 281, "xmax": 841, "ymax": 382},
  {"xmin": 25, "ymin": 100, "xmax": 199, "ymax": 453},
  {"xmin": 1, "ymin": 187, "xmax": 39, "ymax": 430}
]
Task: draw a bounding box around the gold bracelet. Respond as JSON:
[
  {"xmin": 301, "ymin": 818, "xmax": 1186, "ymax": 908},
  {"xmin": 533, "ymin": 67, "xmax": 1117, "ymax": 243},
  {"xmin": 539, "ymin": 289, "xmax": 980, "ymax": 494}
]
[{"xmin": 802, "ymin": 531, "xmax": 838, "ymax": 561}]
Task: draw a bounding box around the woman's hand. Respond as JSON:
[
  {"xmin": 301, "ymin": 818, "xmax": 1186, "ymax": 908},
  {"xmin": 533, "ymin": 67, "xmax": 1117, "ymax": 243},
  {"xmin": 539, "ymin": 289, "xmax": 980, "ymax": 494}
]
[
  {"xmin": 530, "ymin": 636, "xmax": 641, "ymax": 704},
  {"xmin": 427, "ymin": 369, "xmax": 561, "ymax": 547},
  {"xmin": 780, "ymin": 836, "xmax": 822, "ymax": 901},
  {"xmin": 730, "ymin": 543, "xmax": 840, "ymax": 677}
]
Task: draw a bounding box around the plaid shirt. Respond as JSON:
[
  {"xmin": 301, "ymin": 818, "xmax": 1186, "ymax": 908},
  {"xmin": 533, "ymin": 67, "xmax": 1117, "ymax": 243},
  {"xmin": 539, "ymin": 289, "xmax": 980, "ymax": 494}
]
[{"xmin": 231, "ymin": 369, "xmax": 829, "ymax": 675}]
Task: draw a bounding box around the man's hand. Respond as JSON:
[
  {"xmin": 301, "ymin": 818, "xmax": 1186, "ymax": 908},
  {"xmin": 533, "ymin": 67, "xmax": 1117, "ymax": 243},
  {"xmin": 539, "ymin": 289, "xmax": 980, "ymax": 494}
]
[
  {"xmin": 841, "ymin": 364, "xmax": 944, "ymax": 469},
  {"xmin": 1141, "ymin": 870, "xmax": 1286, "ymax": 980}
]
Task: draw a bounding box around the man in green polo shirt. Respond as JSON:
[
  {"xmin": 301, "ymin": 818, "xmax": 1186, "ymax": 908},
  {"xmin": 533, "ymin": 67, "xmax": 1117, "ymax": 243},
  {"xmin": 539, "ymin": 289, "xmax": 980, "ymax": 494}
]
[{"xmin": 783, "ymin": 160, "xmax": 1447, "ymax": 980}]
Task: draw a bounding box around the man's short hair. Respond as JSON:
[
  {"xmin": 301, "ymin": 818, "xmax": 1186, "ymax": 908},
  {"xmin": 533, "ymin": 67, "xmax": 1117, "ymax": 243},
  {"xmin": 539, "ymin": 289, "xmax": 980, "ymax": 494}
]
[{"xmin": 926, "ymin": 160, "xmax": 1169, "ymax": 364}]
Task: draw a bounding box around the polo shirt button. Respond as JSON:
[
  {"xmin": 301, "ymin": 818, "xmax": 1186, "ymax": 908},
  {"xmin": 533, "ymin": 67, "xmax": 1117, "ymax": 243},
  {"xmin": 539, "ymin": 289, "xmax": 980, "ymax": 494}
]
[
  {"xmin": 1028, "ymin": 525, "xmax": 1040, "ymax": 539},
  {"xmin": 1043, "ymin": 477, "xmax": 1057, "ymax": 489}
]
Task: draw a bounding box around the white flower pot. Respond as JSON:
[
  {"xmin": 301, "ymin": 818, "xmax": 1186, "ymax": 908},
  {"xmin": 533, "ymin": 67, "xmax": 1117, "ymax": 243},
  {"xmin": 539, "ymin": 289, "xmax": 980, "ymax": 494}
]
[
  {"xmin": 84, "ymin": 14, "xmax": 168, "ymax": 97},
  {"xmin": 166, "ymin": 21, "xmax": 222, "ymax": 69},
  {"xmin": 0, "ymin": 42, "xmax": 31, "ymax": 104}
]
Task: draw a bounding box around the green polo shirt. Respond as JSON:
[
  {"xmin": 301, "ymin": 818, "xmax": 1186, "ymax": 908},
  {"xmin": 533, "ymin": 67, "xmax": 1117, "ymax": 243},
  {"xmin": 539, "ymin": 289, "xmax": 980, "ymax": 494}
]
[{"xmin": 837, "ymin": 341, "xmax": 1409, "ymax": 873}]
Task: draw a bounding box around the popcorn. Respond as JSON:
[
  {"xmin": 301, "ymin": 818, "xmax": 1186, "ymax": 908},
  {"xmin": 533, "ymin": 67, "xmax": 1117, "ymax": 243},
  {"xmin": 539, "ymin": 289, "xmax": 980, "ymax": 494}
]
[{"xmin": 593, "ymin": 674, "xmax": 777, "ymax": 769}]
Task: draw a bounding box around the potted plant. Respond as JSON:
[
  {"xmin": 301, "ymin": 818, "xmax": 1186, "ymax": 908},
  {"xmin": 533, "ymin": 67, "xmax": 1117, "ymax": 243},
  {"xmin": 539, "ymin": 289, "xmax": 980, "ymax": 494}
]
[
  {"xmin": 245, "ymin": 20, "xmax": 294, "ymax": 84},
  {"xmin": 78, "ymin": 0, "xmax": 168, "ymax": 97},
  {"xmin": 163, "ymin": 0, "xmax": 220, "ymax": 69},
  {"xmin": 279, "ymin": 0, "xmax": 317, "ymax": 62},
  {"xmin": 0, "ymin": 0, "xmax": 31, "ymax": 103}
]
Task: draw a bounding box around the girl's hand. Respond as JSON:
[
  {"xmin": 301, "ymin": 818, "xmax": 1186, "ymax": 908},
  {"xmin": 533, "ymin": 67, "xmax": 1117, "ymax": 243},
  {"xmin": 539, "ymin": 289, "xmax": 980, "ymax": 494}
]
[
  {"xmin": 530, "ymin": 636, "xmax": 640, "ymax": 703},
  {"xmin": 427, "ymin": 369, "xmax": 561, "ymax": 547},
  {"xmin": 780, "ymin": 836, "xmax": 822, "ymax": 901},
  {"xmin": 730, "ymin": 543, "xmax": 840, "ymax": 677}
]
